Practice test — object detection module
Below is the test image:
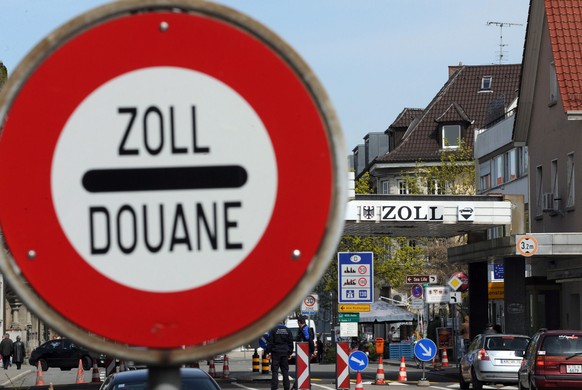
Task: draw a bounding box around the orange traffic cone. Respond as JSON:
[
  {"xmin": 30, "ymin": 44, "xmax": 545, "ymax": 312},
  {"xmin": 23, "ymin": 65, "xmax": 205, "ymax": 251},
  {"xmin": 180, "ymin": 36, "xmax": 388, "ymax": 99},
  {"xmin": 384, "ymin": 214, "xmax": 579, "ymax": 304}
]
[
  {"xmin": 91, "ymin": 359, "xmax": 101, "ymax": 383},
  {"xmin": 442, "ymin": 348, "xmax": 449, "ymax": 367},
  {"xmin": 35, "ymin": 361, "xmax": 45, "ymax": 385},
  {"xmin": 75, "ymin": 359, "xmax": 85, "ymax": 384},
  {"xmin": 222, "ymin": 355, "xmax": 230, "ymax": 378},
  {"xmin": 208, "ymin": 358, "xmax": 216, "ymax": 378},
  {"xmin": 375, "ymin": 356, "xmax": 385, "ymax": 385},
  {"xmin": 398, "ymin": 356, "xmax": 407, "ymax": 382},
  {"xmin": 355, "ymin": 371, "xmax": 364, "ymax": 389}
]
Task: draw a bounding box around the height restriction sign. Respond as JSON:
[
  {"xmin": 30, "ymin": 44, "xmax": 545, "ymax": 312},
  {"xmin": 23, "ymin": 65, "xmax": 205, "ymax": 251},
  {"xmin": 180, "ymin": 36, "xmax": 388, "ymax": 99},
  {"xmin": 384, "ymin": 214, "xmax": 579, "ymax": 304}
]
[{"xmin": 0, "ymin": 1, "xmax": 346, "ymax": 363}]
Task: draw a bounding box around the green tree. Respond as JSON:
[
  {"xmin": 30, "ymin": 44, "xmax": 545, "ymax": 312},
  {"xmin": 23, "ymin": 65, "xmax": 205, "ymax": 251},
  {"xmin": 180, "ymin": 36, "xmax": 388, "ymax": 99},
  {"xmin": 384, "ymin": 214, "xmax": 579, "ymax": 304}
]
[{"xmin": 404, "ymin": 140, "xmax": 475, "ymax": 195}]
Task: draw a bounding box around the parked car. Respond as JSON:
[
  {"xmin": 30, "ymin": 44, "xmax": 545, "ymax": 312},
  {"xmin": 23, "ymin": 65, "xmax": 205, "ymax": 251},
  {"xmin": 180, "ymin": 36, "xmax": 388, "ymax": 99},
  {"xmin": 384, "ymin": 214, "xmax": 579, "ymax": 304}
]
[
  {"xmin": 29, "ymin": 338, "xmax": 106, "ymax": 371},
  {"xmin": 518, "ymin": 329, "xmax": 582, "ymax": 389},
  {"xmin": 460, "ymin": 333, "xmax": 530, "ymax": 390},
  {"xmin": 99, "ymin": 368, "xmax": 221, "ymax": 390}
]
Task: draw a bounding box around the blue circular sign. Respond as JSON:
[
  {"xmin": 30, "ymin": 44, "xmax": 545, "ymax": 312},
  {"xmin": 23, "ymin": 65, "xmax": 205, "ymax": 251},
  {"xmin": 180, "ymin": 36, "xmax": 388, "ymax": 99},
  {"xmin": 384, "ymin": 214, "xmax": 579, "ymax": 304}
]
[
  {"xmin": 414, "ymin": 338, "xmax": 437, "ymax": 362},
  {"xmin": 411, "ymin": 284, "xmax": 423, "ymax": 298},
  {"xmin": 348, "ymin": 350, "xmax": 369, "ymax": 371}
]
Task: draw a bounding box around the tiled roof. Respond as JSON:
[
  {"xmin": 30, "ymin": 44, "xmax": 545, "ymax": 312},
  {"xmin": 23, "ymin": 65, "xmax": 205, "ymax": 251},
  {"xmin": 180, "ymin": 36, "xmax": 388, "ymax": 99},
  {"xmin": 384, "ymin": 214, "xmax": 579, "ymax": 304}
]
[
  {"xmin": 545, "ymin": 0, "xmax": 582, "ymax": 112},
  {"xmin": 376, "ymin": 64, "xmax": 521, "ymax": 163},
  {"xmin": 389, "ymin": 108, "xmax": 423, "ymax": 128}
]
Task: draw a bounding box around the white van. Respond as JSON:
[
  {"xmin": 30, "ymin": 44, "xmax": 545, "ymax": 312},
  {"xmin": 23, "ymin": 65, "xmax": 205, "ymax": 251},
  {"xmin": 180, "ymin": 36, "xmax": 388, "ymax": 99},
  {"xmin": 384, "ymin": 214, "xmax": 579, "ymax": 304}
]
[{"xmin": 285, "ymin": 318, "xmax": 317, "ymax": 363}]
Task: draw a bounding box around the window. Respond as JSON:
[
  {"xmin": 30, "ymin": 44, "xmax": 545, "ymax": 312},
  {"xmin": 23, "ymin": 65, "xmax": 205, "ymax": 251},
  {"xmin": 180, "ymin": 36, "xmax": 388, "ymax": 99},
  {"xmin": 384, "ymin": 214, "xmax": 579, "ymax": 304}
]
[
  {"xmin": 481, "ymin": 76, "xmax": 492, "ymax": 90},
  {"xmin": 442, "ymin": 125, "xmax": 461, "ymax": 148},
  {"xmin": 381, "ymin": 180, "xmax": 389, "ymax": 195},
  {"xmin": 551, "ymin": 159, "xmax": 559, "ymax": 199},
  {"xmin": 567, "ymin": 153, "xmax": 575, "ymax": 208},
  {"xmin": 398, "ymin": 180, "xmax": 409, "ymax": 195},
  {"xmin": 427, "ymin": 179, "xmax": 446, "ymax": 194},
  {"xmin": 493, "ymin": 154, "xmax": 505, "ymax": 186},
  {"xmin": 518, "ymin": 147, "xmax": 529, "ymax": 177},
  {"xmin": 536, "ymin": 166, "xmax": 543, "ymax": 216},
  {"xmin": 507, "ymin": 149, "xmax": 517, "ymax": 181},
  {"xmin": 549, "ymin": 62, "xmax": 558, "ymax": 106},
  {"xmin": 480, "ymin": 173, "xmax": 491, "ymax": 191}
]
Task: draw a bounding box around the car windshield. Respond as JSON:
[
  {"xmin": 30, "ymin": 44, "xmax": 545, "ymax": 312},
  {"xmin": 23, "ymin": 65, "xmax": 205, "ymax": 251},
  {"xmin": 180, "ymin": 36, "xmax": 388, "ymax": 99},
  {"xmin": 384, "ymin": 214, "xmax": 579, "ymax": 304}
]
[
  {"xmin": 111, "ymin": 378, "xmax": 217, "ymax": 390},
  {"xmin": 485, "ymin": 336, "xmax": 530, "ymax": 351},
  {"xmin": 542, "ymin": 334, "xmax": 582, "ymax": 355}
]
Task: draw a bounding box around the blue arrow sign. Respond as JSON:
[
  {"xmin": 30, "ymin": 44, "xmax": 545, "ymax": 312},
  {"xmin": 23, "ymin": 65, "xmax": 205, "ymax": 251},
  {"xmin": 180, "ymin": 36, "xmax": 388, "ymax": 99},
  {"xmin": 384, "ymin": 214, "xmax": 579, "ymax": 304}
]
[
  {"xmin": 414, "ymin": 338, "xmax": 437, "ymax": 362},
  {"xmin": 348, "ymin": 350, "xmax": 369, "ymax": 371}
]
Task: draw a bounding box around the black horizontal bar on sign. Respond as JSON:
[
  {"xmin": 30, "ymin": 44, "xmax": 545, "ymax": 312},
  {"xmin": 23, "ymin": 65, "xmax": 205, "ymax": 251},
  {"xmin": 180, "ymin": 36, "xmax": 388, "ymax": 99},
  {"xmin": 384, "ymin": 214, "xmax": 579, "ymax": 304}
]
[{"xmin": 82, "ymin": 165, "xmax": 248, "ymax": 193}]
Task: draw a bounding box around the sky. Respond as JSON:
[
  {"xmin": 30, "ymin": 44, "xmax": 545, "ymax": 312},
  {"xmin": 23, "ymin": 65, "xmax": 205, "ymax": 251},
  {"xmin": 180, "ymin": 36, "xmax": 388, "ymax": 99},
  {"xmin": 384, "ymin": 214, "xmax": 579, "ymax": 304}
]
[{"xmin": 0, "ymin": 0, "xmax": 530, "ymax": 156}]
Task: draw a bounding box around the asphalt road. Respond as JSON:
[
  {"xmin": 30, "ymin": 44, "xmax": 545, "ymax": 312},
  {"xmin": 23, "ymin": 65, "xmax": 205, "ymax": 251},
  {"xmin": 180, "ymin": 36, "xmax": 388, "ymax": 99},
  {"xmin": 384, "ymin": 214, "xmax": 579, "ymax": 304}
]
[{"xmin": 0, "ymin": 350, "xmax": 520, "ymax": 389}]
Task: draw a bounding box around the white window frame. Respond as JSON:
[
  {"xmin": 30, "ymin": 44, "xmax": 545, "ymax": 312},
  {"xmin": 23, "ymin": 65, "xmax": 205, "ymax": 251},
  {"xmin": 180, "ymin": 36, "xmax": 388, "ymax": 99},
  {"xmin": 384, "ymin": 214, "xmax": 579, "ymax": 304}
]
[
  {"xmin": 551, "ymin": 159, "xmax": 559, "ymax": 200},
  {"xmin": 567, "ymin": 152, "xmax": 575, "ymax": 208},
  {"xmin": 536, "ymin": 165, "xmax": 543, "ymax": 216},
  {"xmin": 494, "ymin": 154, "xmax": 504, "ymax": 186},
  {"xmin": 381, "ymin": 180, "xmax": 389, "ymax": 195},
  {"xmin": 397, "ymin": 180, "xmax": 409, "ymax": 195},
  {"xmin": 442, "ymin": 125, "xmax": 461, "ymax": 149},
  {"xmin": 507, "ymin": 149, "xmax": 517, "ymax": 181},
  {"xmin": 481, "ymin": 76, "xmax": 492, "ymax": 90}
]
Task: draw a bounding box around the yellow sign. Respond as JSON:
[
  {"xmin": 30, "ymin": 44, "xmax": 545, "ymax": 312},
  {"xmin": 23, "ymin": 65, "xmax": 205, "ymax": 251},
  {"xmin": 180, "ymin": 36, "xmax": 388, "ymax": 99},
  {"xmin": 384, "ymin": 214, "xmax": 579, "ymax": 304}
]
[
  {"xmin": 488, "ymin": 282, "xmax": 504, "ymax": 299},
  {"xmin": 338, "ymin": 304, "xmax": 370, "ymax": 312}
]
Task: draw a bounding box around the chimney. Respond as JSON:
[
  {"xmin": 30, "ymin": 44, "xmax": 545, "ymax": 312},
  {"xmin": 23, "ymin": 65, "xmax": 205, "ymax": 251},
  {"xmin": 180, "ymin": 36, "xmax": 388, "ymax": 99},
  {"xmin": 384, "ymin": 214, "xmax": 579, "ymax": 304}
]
[{"xmin": 448, "ymin": 62, "xmax": 463, "ymax": 78}]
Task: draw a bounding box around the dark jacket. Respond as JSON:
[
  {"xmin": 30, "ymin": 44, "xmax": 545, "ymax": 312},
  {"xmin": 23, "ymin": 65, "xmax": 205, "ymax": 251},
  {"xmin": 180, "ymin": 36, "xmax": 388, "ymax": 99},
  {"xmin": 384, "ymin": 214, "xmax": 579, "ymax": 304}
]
[
  {"xmin": 0, "ymin": 338, "xmax": 13, "ymax": 357},
  {"xmin": 266, "ymin": 323, "xmax": 293, "ymax": 355},
  {"xmin": 12, "ymin": 341, "xmax": 25, "ymax": 363},
  {"xmin": 296, "ymin": 324, "xmax": 315, "ymax": 355}
]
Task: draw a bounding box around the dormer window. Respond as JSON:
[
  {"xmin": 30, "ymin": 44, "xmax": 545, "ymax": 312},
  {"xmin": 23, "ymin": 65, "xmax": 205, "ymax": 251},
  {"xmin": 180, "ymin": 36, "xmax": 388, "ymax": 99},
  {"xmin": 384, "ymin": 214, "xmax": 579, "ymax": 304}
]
[
  {"xmin": 442, "ymin": 124, "xmax": 461, "ymax": 149},
  {"xmin": 481, "ymin": 76, "xmax": 492, "ymax": 90}
]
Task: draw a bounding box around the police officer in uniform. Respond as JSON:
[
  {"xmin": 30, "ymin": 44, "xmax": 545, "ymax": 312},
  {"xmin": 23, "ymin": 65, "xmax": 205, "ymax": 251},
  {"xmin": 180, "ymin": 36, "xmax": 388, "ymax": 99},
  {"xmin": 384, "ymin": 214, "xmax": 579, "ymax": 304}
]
[{"xmin": 266, "ymin": 320, "xmax": 294, "ymax": 390}]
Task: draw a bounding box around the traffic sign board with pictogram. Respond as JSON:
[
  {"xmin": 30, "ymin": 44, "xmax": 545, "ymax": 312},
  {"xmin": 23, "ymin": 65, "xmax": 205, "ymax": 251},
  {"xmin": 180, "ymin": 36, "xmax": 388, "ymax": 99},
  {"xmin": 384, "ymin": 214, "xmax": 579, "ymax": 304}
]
[
  {"xmin": 338, "ymin": 252, "xmax": 374, "ymax": 303},
  {"xmin": 516, "ymin": 234, "xmax": 538, "ymax": 257},
  {"xmin": 0, "ymin": 0, "xmax": 346, "ymax": 363}
]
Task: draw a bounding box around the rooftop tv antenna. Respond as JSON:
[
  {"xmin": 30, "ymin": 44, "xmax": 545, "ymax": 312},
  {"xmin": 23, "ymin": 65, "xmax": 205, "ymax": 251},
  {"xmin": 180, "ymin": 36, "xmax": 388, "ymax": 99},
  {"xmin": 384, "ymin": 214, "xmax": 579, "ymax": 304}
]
[{"xmin": 487, "ymin": 21, "xmax": 523, "ymax": 64}]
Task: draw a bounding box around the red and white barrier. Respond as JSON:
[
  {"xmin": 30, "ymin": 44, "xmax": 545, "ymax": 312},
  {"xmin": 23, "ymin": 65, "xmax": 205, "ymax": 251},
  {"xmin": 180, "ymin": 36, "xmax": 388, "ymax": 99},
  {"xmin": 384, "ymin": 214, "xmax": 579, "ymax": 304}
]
[
  {"xmin": 296, "ymin": 342, "xmax": 311, "ymax": 389},
  {"xmin": 336, "ymin": 342, "xmax": 350, "ymax": 390}
]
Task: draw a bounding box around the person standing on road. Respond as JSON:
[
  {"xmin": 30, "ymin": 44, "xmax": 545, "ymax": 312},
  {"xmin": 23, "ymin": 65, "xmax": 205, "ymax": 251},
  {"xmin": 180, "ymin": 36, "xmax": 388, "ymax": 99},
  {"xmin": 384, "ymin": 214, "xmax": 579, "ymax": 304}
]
[
  {"xmin": 266, "ymin": 320, "xmax": 294, "ymax": 390},
  {"xmin": 12, "ymin": 336, "xmax": 25, "ymax": 370},
  {"xmin": 296, "ymin": 316, "xmax": 314, "ymax": 357},
  {"xmin": 0, "ymin": 334, "xmax": 13, "ymax": 370}
]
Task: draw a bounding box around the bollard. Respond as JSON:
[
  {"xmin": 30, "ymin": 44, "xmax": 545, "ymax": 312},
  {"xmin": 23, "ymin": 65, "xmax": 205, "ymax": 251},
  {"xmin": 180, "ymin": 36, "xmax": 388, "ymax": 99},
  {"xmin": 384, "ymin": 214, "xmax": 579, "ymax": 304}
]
[
  {"xmin": 252, "ymin": 349, "xmax": 260, "ymax": 372},
  {"xmin": 261, "ymin": 351, "xmax": 270, "ymax": 374}
]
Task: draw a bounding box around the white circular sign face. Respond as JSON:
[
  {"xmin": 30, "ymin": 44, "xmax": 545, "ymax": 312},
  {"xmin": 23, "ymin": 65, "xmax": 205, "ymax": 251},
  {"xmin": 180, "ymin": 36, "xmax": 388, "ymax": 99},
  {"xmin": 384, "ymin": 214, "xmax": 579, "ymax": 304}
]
[{"xmin": 52, "ymin": 66, "xmax": 277, "ymax": 292}]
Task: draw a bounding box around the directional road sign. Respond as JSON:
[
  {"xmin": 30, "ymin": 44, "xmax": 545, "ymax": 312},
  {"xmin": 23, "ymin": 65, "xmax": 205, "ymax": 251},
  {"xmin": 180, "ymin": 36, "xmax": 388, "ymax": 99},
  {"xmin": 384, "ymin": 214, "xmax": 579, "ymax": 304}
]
[
  {"xmin": 0, "ymin": 0, "xmax": 346, "ymax": 363},
  {"xmin": 414, "ymin": 338, "xmax": 437, "ymax": 362},
  {"xmin": 338, "ymin": 252, "xmax": 374, "ymax": 303},
  {"xmin": 348, "ymin": 350, "xmax": 369, "ymax": 371}
]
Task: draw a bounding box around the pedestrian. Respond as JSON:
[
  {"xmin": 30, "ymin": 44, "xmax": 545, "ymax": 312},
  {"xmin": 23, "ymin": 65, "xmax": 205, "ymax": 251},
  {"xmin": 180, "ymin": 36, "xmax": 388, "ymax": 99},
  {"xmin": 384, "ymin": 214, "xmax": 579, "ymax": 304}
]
[
  {"xmin": 266, "ymin": 320, "xmax": 294, "ymax": 390},
  {"xmin": 12, "ymin": 336, "xmax": 25, "ymax": 370},
  {"xmin": 316, "ymin": 335, "xmax": 324, "ymax": 363},
  {"xmin": 0, "ymin": 334, "xmax": 13, "ymax": 370},
  {"xmin": 296, "ymin": 316, "xmax": 314, "ymax": 357}
]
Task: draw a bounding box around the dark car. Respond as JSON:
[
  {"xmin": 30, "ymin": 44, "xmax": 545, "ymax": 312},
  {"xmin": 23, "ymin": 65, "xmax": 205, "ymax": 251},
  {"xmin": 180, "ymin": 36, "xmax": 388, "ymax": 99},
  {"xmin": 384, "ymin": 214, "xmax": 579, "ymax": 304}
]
[
  {"xmin": 99, "ymin": 368, "xmax": 221, "ymax": 390},
  {"xmin": 460, "ymin": 333, "xmax": 530, "ymax": 390},
  {"xmin": 518, "ymin": 329, "xmax": 582, "ymax": 389},
  {"xmin": 29, "ymin": 338, "xmax": 106, "ymax": 371}
]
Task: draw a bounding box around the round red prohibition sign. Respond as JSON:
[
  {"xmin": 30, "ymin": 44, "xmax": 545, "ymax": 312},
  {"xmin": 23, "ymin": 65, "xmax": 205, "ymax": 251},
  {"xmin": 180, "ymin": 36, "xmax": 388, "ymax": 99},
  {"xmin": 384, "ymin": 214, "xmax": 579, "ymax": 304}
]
[
  {"xmin": 358, "ymin": 265, "xmax": 367, "ymax": 274},
  {"xmin": 358, "ymin": 278, "xmax": 368, "ymax": 287},
  {"xmin": 304, "ymin": 295, "xmax": 316, "ymax": 307},
  {"xmin": 0, "ymin": 1, "xmax": 345, "ymax": 360}
]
